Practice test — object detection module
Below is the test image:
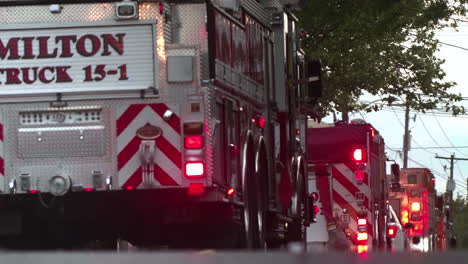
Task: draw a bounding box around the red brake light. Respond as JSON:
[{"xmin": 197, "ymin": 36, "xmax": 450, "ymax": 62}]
[
  {"xmin": 84, "ymin": 187, "xmax": 94, "ymax": 192},
  {"xmin": 227, "ymin": 187, "xmax": 235, "ymax": 196},
  {"xmin": 258, "ymin": 116, "xmax": 265, "ymax": 128},
  {"xmin": 252, "ymin": 116, "xmax": 265, "ymax": 128},
  {"xmin": 357, "ymin": 232, "xmax": 368, "ymax": 241},
  {"xmin": 387, "ymin": 226, "xmax": 398, "ymax": 238},
  {"xmin": 185, "ymin": 162, "xmax": 205, "ymax": 178},
  {"xmin": 314, "ymin": 205, "xmax": 320, "ymax": 214},
  {"xmin": 353, "ymin": 149, "xmax": 366, "ymax": 161},
  {"xmin": 358, "ymin": 218, "xmax": 367, "ymax": 226},
  {"xmin": 158, "ymin": 3, "xmax": 164, "ymax": 14},
  {"xmin": 29, "ymin": 190, "xmax": 38, "ymax": 194},
  {"xmin": 185, "ymin": 136, "xmax": 203, "ymax": 149},
  {"xmin": 355, "ymin": 171, "xmax": 365, "ymax": 181}
]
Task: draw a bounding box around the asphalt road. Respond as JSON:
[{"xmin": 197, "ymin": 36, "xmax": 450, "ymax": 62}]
[{"xmin": 0, "ymin": 251, "xmax": 467, "ymax": 264}]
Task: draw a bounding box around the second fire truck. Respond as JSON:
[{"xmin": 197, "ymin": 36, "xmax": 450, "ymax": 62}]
[{"xmin": 307, "ymin": 120, "xmax": 389, "ymax": 252}]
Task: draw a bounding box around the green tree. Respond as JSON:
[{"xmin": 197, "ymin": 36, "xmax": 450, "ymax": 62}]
[
  {"xmin": 297, "ymin": 0, "xmax": 467, "ymax": 120},
  {"xmin": 453, "ymin": 196, "xmax": 468, "ymax": 248}
]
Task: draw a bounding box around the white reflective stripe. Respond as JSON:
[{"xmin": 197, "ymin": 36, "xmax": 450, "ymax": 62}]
[
  {"xmin": 117, "ymin": 144, "xmax": 182, "ymax": 187},
  {"xmin": 118, "ymin": 153, "xmax": 141, "ymax": 186},
  {"xmin": 334, "ymin": 163, "xmax": 371, "ymax": 198},
  {"xmin": 333, "ymin": 178, "xmax": 369, "ymax": 214},
  {"xmin": 154, "ymin": 149, "xmax": 182, "ymax": 183}
]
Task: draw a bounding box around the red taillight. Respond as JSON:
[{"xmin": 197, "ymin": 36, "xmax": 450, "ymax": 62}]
[
  {"xmin": 357, "ymin": 232, "xmax": 368, "ymax": 241},
  {"xmin": 355, "ymin": 171, "xmax": 365, "ymax": 182},
  {"xmin": 185, "ymin": 162, "xmax": 205, "ymax": 178},
  {"xmin": 353, "ymin": 149, "xmax": 366, "ymax": 161},
  {"xmin": 29, "ymin": 190, "xmax": 38, "ymax": 194},
  {"xmin": 258, "ymin": 116, "xmax": 265, "ymax": 128},
  {"xmin": 158, "ymin": 3, "xmax": 164, "ymax": 14},
  {"xmin": 188, "ymin": 183, "xmax": 205, "ymax": 196},
  {"xmin": 126, "ymin": 186, "xmax": 134, "ymax": 190},
  {"xmin": 252, "ymin": 116, "xmax": 265, "ymax": 128},
  {"xmin": 185, "ymin": 136, "xmax": 203, "ymax": 149},
  {"xmin": 227, "ymin": 187, "xmax": 235, "ymax": 196},
  {"xmin": 314, "ymin": 204, "xmax": 320, "ymax": 214},
  {"xmin": 358, "ymin": 218, "xmax": 367, "ymax": 226},
  {"xmin": 387, "ymin": 226, "xmax": 398, "ymax": 238},
  {"xmin": 84, "ymin": 187, "xmax": 94, "ymax": 192}
]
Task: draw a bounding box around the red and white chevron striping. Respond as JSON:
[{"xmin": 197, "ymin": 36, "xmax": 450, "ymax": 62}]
[
  {"xmin": 117, "ymin": 104, "xmax": 182, "ymax": 189},
  {"xmin": 331, "ymin": 163, "xmax": 373, "ymax": 238}
]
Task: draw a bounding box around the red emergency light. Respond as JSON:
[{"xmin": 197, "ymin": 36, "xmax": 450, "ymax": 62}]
[
  {"xmin": 353, "ymin": 149, "xmax": 366, "ymax": 162},
  {"xmin": 227, "ymin": 187, "xmax": 235, "ymax": 196},
  {"xmin": 184, "ymin": 136, "xmax": 203, "ymax": 149},
  {"xmin": 185, "ymin": 162, "xmax": 205, "ymax": 178},
  {"xmin": 387, "ymin": 225, "xmax": 398, "ymax": 238}
]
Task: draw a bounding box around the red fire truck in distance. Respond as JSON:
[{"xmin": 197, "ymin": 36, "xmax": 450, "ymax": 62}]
[
  {"xmin": 307, "ymin": 120, "xmax": 388, "ymax": 252},
  {"xmin": 388, "ymin": 168, "xmax": 437, "ymax": 252}
]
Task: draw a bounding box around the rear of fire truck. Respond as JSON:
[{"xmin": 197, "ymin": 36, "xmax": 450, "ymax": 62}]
[
  {"xmin": 0, "ymin": 0, "xmax": 312, "ymax": 249},
  {"xmin": 307, "ymin": 121, "xmax": 388, "ymax": 252},
  {"xmin": 388, "ymin": 168, "xmax": 437, "ymax": 252}
]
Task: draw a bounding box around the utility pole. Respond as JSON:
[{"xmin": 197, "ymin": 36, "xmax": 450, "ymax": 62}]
[
  {"xmin": 435, "ymin": 154, "xmax": 468, "ymax": 249},
  {"xmin": 435, "ymin": 154, "xmax": 468, "ymax": 202},
  {"xmin": 403, "ymin": 101, "xmax": 410, "ymax": 169}
]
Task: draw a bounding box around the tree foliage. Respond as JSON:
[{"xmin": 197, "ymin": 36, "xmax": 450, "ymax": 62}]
[
  {"xmin": 453, "ymin": 196, "xmax": 468, "ymax": 248},
  {"xmin": 296, "ymin": 0, "xmax": 467, "ymax": 118}
]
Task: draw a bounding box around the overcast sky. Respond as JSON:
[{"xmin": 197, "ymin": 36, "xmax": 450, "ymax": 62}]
[{"xmin": 323, "ymin": 21, "xmax": 468, "ymax": 197}]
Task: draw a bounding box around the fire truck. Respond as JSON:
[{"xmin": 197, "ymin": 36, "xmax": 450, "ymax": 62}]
[
  {"xmin": 307, "ymin": 120, "xmax": 389, "ymax": 252},
  {"xmin": 388, "ymin": 168, "xmax": 437, "ymax": 252},
  {"xmin": 0, "ymin": 0, "xmax": 317, "ymax": 249}
]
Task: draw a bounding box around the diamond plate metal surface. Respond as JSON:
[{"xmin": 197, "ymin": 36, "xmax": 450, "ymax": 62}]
[
  {"xmin": 2, "ymin": 98, "xmax": 168, "ymax": 193},
  {"xmin": 171, "ymin": 4, "xmax": 209, "ymax": 82},
  {"xmin": 0, "ymin": 2, "xmax": 212, "ymax": 193}
]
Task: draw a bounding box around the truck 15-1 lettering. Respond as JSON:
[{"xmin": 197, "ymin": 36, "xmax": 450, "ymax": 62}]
[{"xmin": 0, "ymin": 33, "xmax": 128, "ymax": 85}]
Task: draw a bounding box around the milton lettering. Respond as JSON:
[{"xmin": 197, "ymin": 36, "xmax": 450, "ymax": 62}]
[{"xmin": 0, "ymin": 33, "xmax": 128, "ymax": 85}]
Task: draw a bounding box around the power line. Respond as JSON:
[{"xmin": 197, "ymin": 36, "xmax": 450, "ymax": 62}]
[
  {"xmin": 417, "ymin": 114, "xmax": 453, "ymax": 155},
  {"xmin": 438, "ymin": 41, "xmax": 468, "ymax": 51},
  {"xmin": 431, "ymin": 110, "xmax": 468, "ymax": 158},
  {"xmin": 385, "ymin": 147, "xmax": 467, "ymax": 191},
  {"xmin": 388, "ymin": 146, "xmax": 468, "ymax": 149}
]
